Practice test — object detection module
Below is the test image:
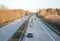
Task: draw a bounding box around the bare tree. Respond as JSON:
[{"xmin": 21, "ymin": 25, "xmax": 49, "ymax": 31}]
[{"xmin": 0, "ymin": 4, "xmax": 9, "ymax": 10}]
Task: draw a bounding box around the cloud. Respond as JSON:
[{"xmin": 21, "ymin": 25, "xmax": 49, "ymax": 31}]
[{"xmin": 0, "ymin": 0, "xmax": 60, "ymax": 11}]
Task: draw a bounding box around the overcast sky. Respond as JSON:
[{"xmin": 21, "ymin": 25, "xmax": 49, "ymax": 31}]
[{"xmin": 0, "ymin": 0, "xmax": 60, "ymax": 11}]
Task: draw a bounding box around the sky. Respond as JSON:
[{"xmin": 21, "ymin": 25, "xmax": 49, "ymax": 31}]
[{"xmin": 0, "ymin": 0, "xmax": 60, "ymax": 11}]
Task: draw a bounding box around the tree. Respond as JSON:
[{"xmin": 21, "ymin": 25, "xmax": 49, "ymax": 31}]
[{"xmin": 0, "ymin": 4, "xmax": 9, "ymax": 10}]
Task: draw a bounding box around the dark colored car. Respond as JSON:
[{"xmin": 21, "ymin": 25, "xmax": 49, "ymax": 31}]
[
  {"xmin": 34, "ymin": 18, "xmax": 36, "ymax": 20},
  {"xmin": 31, "ymin": 20, "xmax": 33, "ymax": 23},
  {"xmin": 31, "ymin": 18, "xmax": 33, "ymax": 20},
  {"xmin": 27, "ymin": 32, "xmax": 33, "ymax": 38},
  {"xmin": 29, "ymin": 25, "xmax": 32, "ymax": 27}
]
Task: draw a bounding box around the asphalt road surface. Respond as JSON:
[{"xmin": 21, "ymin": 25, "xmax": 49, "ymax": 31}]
[
  {"xmin": 0, "ymin": 15, "xmax": 30, "ymax": 41},
  {"xmin": 23, "ymin": 14, "xmax": 60, "ymax": 41}
]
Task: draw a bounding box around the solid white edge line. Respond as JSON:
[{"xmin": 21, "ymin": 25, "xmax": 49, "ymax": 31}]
[{"xmin": 39, "ymin": 19, "xmax": 55, "ymax": 41}]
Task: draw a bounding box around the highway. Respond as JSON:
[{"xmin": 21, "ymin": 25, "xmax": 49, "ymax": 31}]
[
  {"xmin": 0, "ymin": 14, "xmax": 60, "ymax": 41},
  {"xmin": 0, "ymin": 15, "xmax": 30, "ymax": 41},
  {"xmin": 23, "ymin": 14, "xmax": 60, "ymax": 41}
]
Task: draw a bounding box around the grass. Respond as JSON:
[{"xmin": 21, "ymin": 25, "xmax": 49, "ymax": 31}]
[
  {"xmin": 0, "ymin": 20, "xmax": 15, "ymax": 27},
  {"xmin": 8, "ymin": 16, "xmax": 31, "ymax": 41},
  {"xmin": 37, "ymin": 16, "xmax": 60, "ymax": 36},
  {"xmin": 9, "ymin": 23, "xmax": 26, "ymax": 41},
  {"xmin": 0, "ymin": 17, "xmax": 22, "ymax": 28}
]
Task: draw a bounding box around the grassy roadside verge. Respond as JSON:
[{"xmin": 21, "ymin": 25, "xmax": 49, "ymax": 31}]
[
  {"xmin": 0, "ymin": 17, "xmax": 22, "ymax": 27},
  {"xmin": 8, "ymin": 16, "xmax": 31, "ymax": 41},
  {"xmin": 0, "ymin": 20, "xmax": 15, "ymax": 27},
  {"xmin": 0, "ymin": 15, "xmax": 28, "ymax": 27},
  {"xmin": 37, "ymin": 16, "xmax": 60, "ymax": 36}
]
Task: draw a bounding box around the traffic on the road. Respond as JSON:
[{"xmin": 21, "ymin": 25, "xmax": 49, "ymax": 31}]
[
  {"xmin": 0, "ymin": 16, "xmax": 30, "ymax": 41},
  {"xmin": 23, "ymin": 15, "xmax": 60, "ymax": 41},
  {"xmin": 0, "ymin": 14, "xmax": 60, "ymax": 41}
]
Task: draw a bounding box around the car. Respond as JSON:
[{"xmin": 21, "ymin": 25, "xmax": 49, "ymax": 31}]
[
  {"xmin": 34, "ymin": 18, "xmax": 36, "ymax": 20},
  {"xmin": 31, "ymin": 20, "xmax": 33, "ymax": 23},
  {"xmin": 31, "ymin": 18, "xmax": 33, "ymax": 20},
  {"xmin": 29, "ymin": 25, "xmax": 32, "ymax": 27},
  {"xmin": 27, "ymin": 32, "xmax": 33, "ymax": 38}
]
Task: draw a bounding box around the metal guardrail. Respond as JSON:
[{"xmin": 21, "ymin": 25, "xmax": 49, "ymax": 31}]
[
  {"xmin": 39, "ymin": 17, "xmax": 60, "ymax": 35},
  {"xmin": 19, "ymin": 16, "xmax": 31, "ymax": 41},
  {"xmin": 7, "ymin": 15, "xmax": 31, "ymax": 41},
  {"xmin": 19, "ymin": 24, "xmax": 27, "ymax": 41}
]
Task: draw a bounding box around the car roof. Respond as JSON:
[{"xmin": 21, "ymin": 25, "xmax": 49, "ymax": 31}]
[{"xmin": 28, "ymin": 32, "xmax": 32, "ymax": 34}]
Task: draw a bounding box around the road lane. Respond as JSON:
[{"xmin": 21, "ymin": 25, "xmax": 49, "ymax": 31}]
[
  {"xmin": 39, "ymin": 20, "xmax": 55, "ymax": 41},
  {"xmin": 0, "ymin": 15, "xmax": 30, "ymax": 41},
  {"xmin": 38, "ymin": 17, "xmax": 60, "ymax": 41},
  {"xmin": 23, "ymin": 15, "xmax": 52, "ymax": 41}
]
